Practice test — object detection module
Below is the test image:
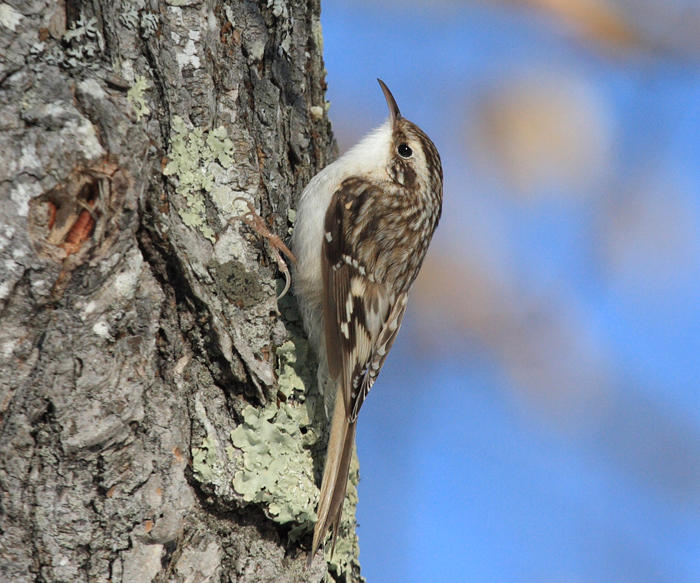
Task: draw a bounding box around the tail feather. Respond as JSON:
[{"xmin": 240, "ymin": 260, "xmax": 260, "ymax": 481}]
[{"xmin": 308, "ymin": 383, "xmax": 356, "ymax": 565}]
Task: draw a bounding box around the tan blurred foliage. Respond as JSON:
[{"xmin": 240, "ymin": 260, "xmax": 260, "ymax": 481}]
[
  {"xmin": 511, "ymin": 0, "xmax": 700, "ymax": 56},
  {"xmin": 468, "ymin": 71, "xmax": 612, "ymax": 196},
  {"xmin": 514, "ymin": 0, "xmax": 640, "ymax": 51},
  {"xmin": 374, "ymin": 0, "xmax": 700, "ymax": 56}
]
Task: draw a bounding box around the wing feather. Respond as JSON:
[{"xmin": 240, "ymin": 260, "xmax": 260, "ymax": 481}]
[
  {"xmin": 350, "ymin": 293, "xmax": 408, "ymax": 421},
  {"xmin": 321, "ymin": 178, "xmax": 408, "ymax": 419}
]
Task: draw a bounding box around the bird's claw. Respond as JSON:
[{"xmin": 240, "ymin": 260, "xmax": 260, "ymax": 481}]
[{"xmin": 231, "ymin": 198, "xmax": 297, "ymax": 300}]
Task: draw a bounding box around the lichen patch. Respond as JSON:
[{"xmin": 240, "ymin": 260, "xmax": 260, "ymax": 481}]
[{"xmin": 163, "ymin": 116, "xmax": 236, "ymax": 243}]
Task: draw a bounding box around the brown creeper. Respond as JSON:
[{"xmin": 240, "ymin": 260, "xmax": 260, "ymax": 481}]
[{"xmin": 292, "ymin": 79, "xmax": 443, "ymax": 562}]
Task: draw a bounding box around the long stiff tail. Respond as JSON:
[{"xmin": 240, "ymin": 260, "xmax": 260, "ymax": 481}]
[{"xmin": 309, "ymin": 382, "xmax": 356, "ymax": 564}]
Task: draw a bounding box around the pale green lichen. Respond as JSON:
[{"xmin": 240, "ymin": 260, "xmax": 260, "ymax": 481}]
[
  {"xmin": 126, "ymin": 75, "xmax": 150, "ymax": 121},
  {"xmin": 192, "ymin": 434, "xmax": 219, "ymax": 483},
  {"xmin": 63, "ymin": 15, "xmax": 103, "ymax": 64},
  {"xmin": 276, "ymin": 338, "xmax": 308, "ymax": 398},
  {"xmin": 163, "ymin": 116, "xmax": 235, "ymax": 242},
  {"xmin": 229, "ymin": 336, "xmax": 361, "ymax": 575},
  {"xmin": 189, "ymin": 321, "xmax": 362, "ymax": 571},
  {"xmin": 231, "ymin": 402, "xmax": 317, "ymax": 524},
  {"xmin": 191, "ymin": 397, "xmax": 230, "ymax": 486},
  {"xmin": 30, "ymin": 13, "xmax": 103, "ymax": 68},
  {"xmin": 230, "ymin": 338, "xmax": 319, "ymax": 525}
]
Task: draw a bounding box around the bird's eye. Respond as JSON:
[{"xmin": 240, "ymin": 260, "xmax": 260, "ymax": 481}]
[{"xmin": 398, "ymin": 143, "xmax": 412, "ymax": 158}]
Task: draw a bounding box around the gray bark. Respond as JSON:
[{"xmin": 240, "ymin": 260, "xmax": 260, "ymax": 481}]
[{"xmin": 0, "ymin": 0, "xmax": 361, "ymax": 581}]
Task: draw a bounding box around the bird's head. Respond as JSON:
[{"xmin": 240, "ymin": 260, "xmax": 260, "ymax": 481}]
[{"xmin": 377, "ymin": 79, "xmax": 443, "ymax": 194}]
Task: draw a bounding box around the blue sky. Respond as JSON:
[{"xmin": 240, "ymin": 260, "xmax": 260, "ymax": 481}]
[{"xmin": 320, "ymin": 1, "xmax": 700, "ymax": 581}]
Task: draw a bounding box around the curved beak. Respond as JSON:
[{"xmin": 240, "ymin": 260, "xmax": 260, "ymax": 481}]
[{"xmin": 377, "ymin": 78, "xmax": 401, "ymax": 125}]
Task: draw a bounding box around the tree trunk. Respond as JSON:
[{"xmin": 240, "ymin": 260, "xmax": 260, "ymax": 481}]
[{"xmin": 0, "ymin": 1, "xmax": 362, "ymax": 581}]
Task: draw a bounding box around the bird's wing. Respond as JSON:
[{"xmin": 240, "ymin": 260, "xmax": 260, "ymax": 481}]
[
  {"xmin": 322, "ymin": 177, "xmax": 405, "ymax": 419},
  {"xmin": 350, "ymin": 292, "xmax": 408, "ymax": 421}
]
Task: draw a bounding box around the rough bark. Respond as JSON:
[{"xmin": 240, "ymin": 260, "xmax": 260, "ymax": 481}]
[{"xmin": 0, "ymin": 1, "xmax": 362, "ymax": 581}]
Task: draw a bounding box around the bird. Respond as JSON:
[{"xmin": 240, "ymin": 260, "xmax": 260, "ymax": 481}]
[{"xmin": 291, "ymin": 79, "xmax": 443, "ymax": 563}]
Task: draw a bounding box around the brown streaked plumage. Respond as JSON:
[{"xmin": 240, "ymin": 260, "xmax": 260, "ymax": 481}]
[{"xmin": 292, "ymin": 80, "xmax": 443, "ymax": 565}]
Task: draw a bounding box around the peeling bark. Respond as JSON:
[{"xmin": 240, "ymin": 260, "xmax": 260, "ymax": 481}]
[{"xmin": 0, "ymin": 1, "xmax": 361, "ymax": 581}]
